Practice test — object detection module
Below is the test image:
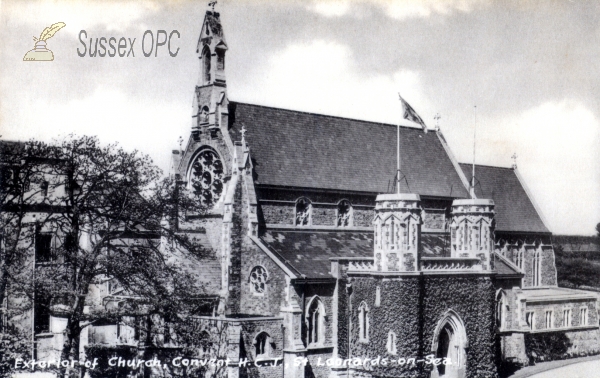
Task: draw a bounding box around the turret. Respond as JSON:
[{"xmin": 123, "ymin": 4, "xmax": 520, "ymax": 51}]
[
  {"xmin": 373, "ymin": 193, "xmax": 422, "ymax": 272},
  {"xmin": 449, "ymin": 199, "xmax": 495, "ymax": 270}
]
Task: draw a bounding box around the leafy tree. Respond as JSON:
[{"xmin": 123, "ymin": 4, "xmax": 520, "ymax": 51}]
[
  {"xmin": 596, "ymin": 222, "xmax": 600, "ymax": 238},
  {"xmin": 2, "ymin": 135, "xmax": 212, "ymax": 377}
]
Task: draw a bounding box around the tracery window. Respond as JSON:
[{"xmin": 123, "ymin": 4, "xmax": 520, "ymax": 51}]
[
  {"xmin": 337, "ymin": 200, "xmax": 352, "ymax": 227},
  {"xmin": 295, "ymin": 198, "xmax": 311, "ymax": 226},
  {"xmin": 249, "ymin": 266, "xmax": 268, "ymax": 294},
  {"xmin": 307, "ymin": 297, "xmax": 324, "ymax": 346},
  {"xmin": 358, "ymin": 301, "xmax": 369, "ymax": 343},
  {"xmin": 190, "ymin": 149, "xmax": 224, "ymax": 207}
]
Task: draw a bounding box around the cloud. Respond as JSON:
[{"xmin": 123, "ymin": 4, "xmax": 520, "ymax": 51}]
[
  {"xmin": 4, "ymin": 0, "xmax": 162, "ymax": 35},
  {"xmin": 446, "ymin": 99, "xmax": 600, "ymax": 235},
  {"xmin": 305, "ymin": 0, "xmax": 488, "ymax": 20},
  {"xmin": 231, "ymin": 40, "xmax": 433, "ymax": 127},
  {"xmin": 1, "ymin": 86, "xmax": 189, "ymax": 173}
]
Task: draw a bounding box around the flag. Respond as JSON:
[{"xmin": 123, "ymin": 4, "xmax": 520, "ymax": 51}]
[{"xmin": 398, "ymin": 93, "xmax": 427, "ymax": 133}]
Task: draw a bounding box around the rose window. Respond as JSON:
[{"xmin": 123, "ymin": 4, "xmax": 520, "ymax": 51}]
[
  {"xmin": 190, "ymin": 150, "xmax": 224, "ymax": 206},
  {"xmin": 250, "ymin": 266, "xmax": 268, "ymax": 294}
]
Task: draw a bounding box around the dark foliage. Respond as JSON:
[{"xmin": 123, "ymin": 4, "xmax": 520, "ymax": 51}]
[
  {"xmin": 524, "ymin": 332, "xmax": 572, "ymax": 362},
  {"xmin": 84, "ymin": 345, "xmax": 138, "ymax": 378}
]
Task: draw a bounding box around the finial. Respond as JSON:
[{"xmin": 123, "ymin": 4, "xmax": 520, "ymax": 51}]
[
  {"xmin": 512, "ymin": 153, "xmax": 518, "ymax": 169},
  {"xmin": 434, "ymin": 113, "xmax": 441, "ymax": 131},
  {"xmin": 241, "ymin": 125, "xmax": 247, "ymax": 149},
  {"xmin": 208, "ymin": 1, "xmax": 217, "ymax": 11},
  {"xmin": 178, "ymin": 136, "xmax": 184, "ymax": 151}
]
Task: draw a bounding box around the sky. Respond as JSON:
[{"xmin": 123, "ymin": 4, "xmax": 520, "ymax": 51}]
[{"xmin": 0, "ymin": 0, "xmax": 599, "ymax": 235}]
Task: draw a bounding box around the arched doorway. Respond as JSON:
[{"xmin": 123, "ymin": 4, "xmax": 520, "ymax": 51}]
[{"xmin": 431, "ymin": 310, "xmax": 467, "ymax": 378}]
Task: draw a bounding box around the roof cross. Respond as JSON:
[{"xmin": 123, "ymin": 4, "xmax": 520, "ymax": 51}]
[
  {"xmin": 434, "ymin": 113, "xmax": 441, "ymax": 131},
  {"xmin": 512, "ymin": 153, "xmax": 518, "ymax": 169},
  {"xmin": 177, "ymin": 136, "xmax": 184, "ymax": 151}
]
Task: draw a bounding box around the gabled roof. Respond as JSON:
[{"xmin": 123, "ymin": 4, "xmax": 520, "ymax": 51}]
[
  {"xmin": 228, "ymin": 102, "xmax": 469, "ymax": 198},
  {"xmin": 459, "ymin": 164, "xmax": 549, "ymax": 234}
]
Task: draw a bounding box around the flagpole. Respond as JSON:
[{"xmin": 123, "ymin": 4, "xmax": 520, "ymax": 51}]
[
  {"xmin": 397, "ymin": 123, "xmax": 400, "ymax": 194},
  {"xmin": 471, "ymin": 105, "xmax": 477, "ymax": 198}
]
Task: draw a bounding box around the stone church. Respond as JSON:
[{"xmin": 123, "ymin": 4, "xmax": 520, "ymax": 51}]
[
  {"xmin": 3, "ymin": 7, "xmax": 599, "ymax": 378},
  {"xmin": 164, "ymin": 8, "xmax": 600, "ymax": 378}
]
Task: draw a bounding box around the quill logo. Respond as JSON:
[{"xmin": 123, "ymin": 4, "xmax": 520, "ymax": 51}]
[{"xmin": 23, "ymin": 22, "xmax": 66, "ymax": 61}]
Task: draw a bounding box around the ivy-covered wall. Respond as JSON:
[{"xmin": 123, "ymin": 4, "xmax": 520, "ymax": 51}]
[{"xmin": 348, "ymin": 274, "xmax": 498, "ymax": 378}]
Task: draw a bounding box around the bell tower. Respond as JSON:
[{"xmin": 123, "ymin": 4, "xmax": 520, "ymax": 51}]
[{"xmin": 192, "ymin": 8, "xmax": 229, "ymax": 138}]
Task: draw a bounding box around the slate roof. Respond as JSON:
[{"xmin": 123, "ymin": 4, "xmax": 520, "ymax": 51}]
[
  {"xmin": 494, "ymin": 254, "xmax": 522, "ymax": 277},
  {"xmin": 259, "ymin": 230, "xmax": 460, "ymax": 278},
  {"xmin": 260, "ymin": 230, "xmax": 374, "ymax": 279},
  {"xmin": 459, "ymin": 164, "xmax": 549, "ymax": 234},
  {"xmin": 229, "ymin": 102, "xmax": 469, "ymax": 198}
]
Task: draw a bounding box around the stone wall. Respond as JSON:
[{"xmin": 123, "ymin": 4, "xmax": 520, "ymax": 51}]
[
  {"xmin": 257, "ymin": 190, "xmax": 450, "ymax": 230},
  {"xmin": 240, "ymin": 242, "xmax": 287, "ymax": 316}
]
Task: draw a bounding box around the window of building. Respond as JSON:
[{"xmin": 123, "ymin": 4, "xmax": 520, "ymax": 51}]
[
  {"xmin": 337, "ymin": 200, "xmax": 352, "ymax": 227},
  {"xmin": 189, "ymin": 149, "xmax": 224, "ymax": 207},
  {"xmin": 202, "ymin": 46, "xmax": 211, "ymax": 84},
  {"xmin": 34, "ymin": 292, "xmax": 51, "ymax": 334},
  {"xmin": 35, "ymin": 232, "xmax": 53, "ymax": 263},
  {"xmin": 295, "ymin": 198, "xmax": 311, "ymax": 226},
  {"xmin": 386, "ymin": 331, "xmax": 397, "ymax": 355},
  {"xmin": 358, "ymin": 301, "xmax": 369, "ymax": 343},
  {"xmin": 526, "ymin": 311, "xmax": 535, "ymax": 330},
  {"xmin": 580, "ymin": 308, "xmax": 588, "ymax": 326},
  {"xmin": 545, "ymin": 310, "xmax": 553, "ymax": 329},
  {"xmin": 532, "ymin": 250, "xmax": 542, "ymax": 286},
  {"xmin": 254, "ymin": 332, "xmax": 270, "ymax": 358},
  {"xmin": 563, "ymin": 309, "xmax": 572, "ymax": 328},
  {"xmin": 249, "ymin": 266, "xmax": 268, "ymax": 295},
  {"xmin": 515, "ymin": 250, "xmax": 523, "ymax": 270},
  {"xmin": 307, "ymin": 297, "xmax": 324, "ymax": 346}
]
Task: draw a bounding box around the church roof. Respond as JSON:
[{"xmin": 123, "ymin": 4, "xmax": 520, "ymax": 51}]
[
  {"xmin": 260, "ymin": 230, "xmax": 374, "ymax": 279},
  {"xmin": 259, "ymin": 230, "xmax": 464, "ymax": 279},
  {"xmin": 459, "ymin": 164, "xmax": 549, "ymax": 234},
  {"xmin": 229, "ymin": 102, "xmax": 469, "ymax": 198}
]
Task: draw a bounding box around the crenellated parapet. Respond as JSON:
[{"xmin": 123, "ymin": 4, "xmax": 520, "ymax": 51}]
[
  {"xmin": 373, "ymin": 193, "xmax": 422, "ymax": 272},
  {"xmin": 449, "ymin": 199, "xmax": 495, "ymax": 271}
]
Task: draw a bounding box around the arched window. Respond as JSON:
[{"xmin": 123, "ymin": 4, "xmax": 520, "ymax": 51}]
[
  {"xmin": 515, "ymin": 249, "xmax": 523, "ymax": 270},
  {"xmin": 202, "ymin": 46, "xmax": 211, "ymax": 84},
  {"xmin": 337, "ymin": 200, "xmax": 352, "ymax": 227},
  {"xmin": 306, "ymin": 297, "xmax": 325, "ymax": 346},
  {"xmin": 358, "ymin": 301, "xmax": 369, "ymax": 343},
  {"xmin": 295, "ymin": 198, "xmax": 311, "ymax": 226},
  {"xmin": 386, "ymin": 330, "xmax": 397, "ymax": 354},
  {"xmin": 532, "ymin": 250, "xmax": 541, "ymax": 286},
  {"xmin": 249, "ymin": 266, "xmax": 268, "ymax": 295},
  {"xmin": 189, "ymin": 149, "xmax": 224, "ymax": 206},
  {"xmin": 254, "ymin": 332, "xmax": 271, "ymax": 357}
]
